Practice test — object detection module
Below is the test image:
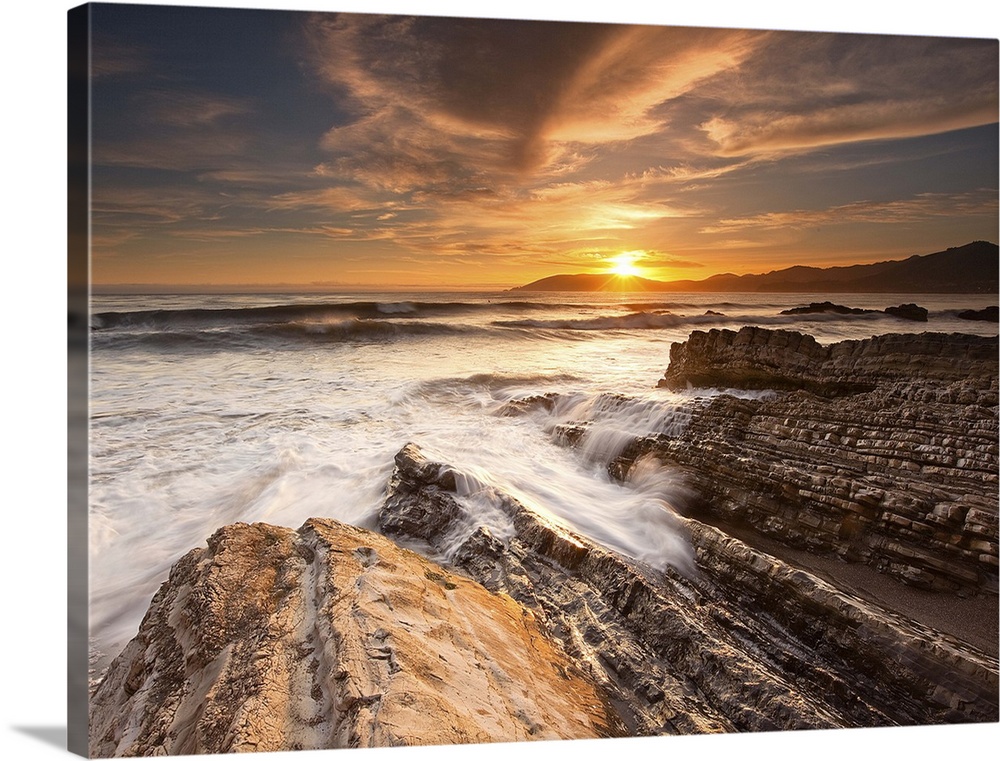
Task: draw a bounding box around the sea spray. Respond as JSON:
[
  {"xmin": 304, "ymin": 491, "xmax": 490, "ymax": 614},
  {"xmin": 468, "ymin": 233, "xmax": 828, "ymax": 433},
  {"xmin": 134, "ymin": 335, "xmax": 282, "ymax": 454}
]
[
  {"xmin": 544, "ymin": 392, "xmax": 696, "ymax": 464},
  {"xmin": 88, "ymin": 289, "xmax": 998, "ymax": 679}
]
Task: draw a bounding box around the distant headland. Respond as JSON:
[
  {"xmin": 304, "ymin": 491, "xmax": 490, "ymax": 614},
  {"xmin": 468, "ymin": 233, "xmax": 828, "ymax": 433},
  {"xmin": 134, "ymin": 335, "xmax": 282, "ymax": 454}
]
[{"xmin": 512, "ymin": 241, "xmax": 999, "ymax": 293}]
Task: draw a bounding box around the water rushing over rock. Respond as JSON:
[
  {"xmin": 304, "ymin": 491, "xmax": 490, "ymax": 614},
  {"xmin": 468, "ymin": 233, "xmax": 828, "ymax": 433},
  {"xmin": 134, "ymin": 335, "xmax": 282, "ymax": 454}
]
[
  {"xmin": 88, "ymin": 327, "xmax": 1000, "ymax": 756},
  {"xmin": 90, "ymin": 440, "xmax": 999, "ymax": 755},
  {"xmin": 380, "ymin": 445, "xmax": 998, "ymax": 733}
]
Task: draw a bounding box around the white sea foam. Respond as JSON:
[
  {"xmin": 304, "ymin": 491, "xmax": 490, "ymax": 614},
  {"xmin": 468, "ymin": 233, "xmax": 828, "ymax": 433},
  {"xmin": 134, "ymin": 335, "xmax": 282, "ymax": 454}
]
[{"xmin": 87, "ymin": 290, "xmax": 997, "ymax": 675}]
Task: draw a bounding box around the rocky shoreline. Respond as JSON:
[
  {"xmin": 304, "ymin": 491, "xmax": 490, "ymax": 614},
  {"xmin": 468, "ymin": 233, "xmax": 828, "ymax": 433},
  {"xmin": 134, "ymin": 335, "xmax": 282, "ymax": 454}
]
[
  {"xmin": 647, "ymin": 327, "xmax": 998, "ymax": 593},
  {"xmin": 89, "ymin": 328, "xmax": 999, "ymax": 756}
]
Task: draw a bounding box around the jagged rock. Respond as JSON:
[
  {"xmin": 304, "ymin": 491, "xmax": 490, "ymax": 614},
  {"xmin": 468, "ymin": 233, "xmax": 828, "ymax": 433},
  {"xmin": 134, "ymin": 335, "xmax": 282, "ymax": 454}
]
[
  {"xmin": 658, "ymin": 327, "xmax": 997, "ymax": 396},
  {"xmin": 777, "ymin": 302, "xmax": 928, "ymax": 321},
  {"xmin": 780, "ymin": 301, "xmax": 875, "ymax": 315},
  {"xmin": 88, "ymin": 519, "xmax": 621, "ymax": 757},
  {"xmin": 957, "ymin": 306, "xmax": 1000, "ymax": 322},
  {"xmin": 89, "ymin": 441, "xmax": 1000, "ymax": 755},
  {"xmin": 377, "ymin": 444, "xmax": 999, "ymax": 732},
  {"xmin": 644, "ymin": 328, "xmax": 998, "ymax": 592},
  {"xmin": 497, "ymin": 393, "xmax": 558, "ymax": 416},
  {"xmin": 884, "ymin": 303, "xmax": 928, "ymax": 321}
]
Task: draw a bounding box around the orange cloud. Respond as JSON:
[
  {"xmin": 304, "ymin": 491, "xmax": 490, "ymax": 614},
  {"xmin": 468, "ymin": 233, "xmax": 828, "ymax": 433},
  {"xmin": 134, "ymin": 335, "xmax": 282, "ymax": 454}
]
[
  {"xmin": 305, "ymin": 16, "xmax": 764, "ymax": 183},
  {"xmin": 701, "ymin": 190, "xmax": 999, "ymax": 233},
  {"xmin": 704, "ymin": 99, "xmax": 999, "ymax": 156},
  {"xmin": 696, "ymin": 34, "xmax": 998, "ymax": 157}
]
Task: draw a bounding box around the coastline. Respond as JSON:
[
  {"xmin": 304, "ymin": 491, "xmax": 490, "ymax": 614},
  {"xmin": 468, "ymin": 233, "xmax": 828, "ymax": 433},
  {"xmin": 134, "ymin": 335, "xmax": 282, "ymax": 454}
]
[
  {"xmin": 51, "ymin": 3, "xmax": 1000, "ymax": 758},
  {"xmin": 87, "ymin": 322, "xmax": 999, "ymax": 755}
]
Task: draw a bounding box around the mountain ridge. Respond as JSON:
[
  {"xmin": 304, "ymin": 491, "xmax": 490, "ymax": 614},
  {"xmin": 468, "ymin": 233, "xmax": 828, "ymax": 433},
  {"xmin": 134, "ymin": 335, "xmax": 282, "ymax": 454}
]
[{"xmin": 512, "ymin": 241, "xmax": 999, "ymax": 293}]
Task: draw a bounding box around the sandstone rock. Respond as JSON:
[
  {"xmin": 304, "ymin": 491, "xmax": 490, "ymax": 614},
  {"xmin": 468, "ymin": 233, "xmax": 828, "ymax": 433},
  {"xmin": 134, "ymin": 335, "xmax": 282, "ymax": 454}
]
[
  {"xmin": 89, "ymin": 441, "xmax": 1000, "ymax": 755},
  {"xmin": 88, "ymin": 519, "xmax": 621, "ymax": 757},
  {"xmin": 658, "ymin": 327, "xmax": 996, "ymax": 397}
]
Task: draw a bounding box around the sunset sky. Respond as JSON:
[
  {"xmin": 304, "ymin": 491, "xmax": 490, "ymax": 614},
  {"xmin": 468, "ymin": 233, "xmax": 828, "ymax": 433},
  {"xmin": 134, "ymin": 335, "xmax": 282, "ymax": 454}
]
[{"xmin": 86, "ymin": 3, "xmax": 999, "ymax": 289}]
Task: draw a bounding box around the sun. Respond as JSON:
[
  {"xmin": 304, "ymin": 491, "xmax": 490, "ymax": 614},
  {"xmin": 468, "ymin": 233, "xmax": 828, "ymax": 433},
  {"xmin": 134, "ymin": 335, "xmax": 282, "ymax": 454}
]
[{"xmin": 607, "ymin": 252, "xmax": 644, "ymax": 277}]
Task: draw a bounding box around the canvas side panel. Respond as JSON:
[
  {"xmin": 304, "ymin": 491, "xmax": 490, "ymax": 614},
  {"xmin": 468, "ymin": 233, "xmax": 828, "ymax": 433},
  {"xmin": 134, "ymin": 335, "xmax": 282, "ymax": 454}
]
[{"xmin": 67, "ymin": 3, "xmax": 91, "ymax": 757}]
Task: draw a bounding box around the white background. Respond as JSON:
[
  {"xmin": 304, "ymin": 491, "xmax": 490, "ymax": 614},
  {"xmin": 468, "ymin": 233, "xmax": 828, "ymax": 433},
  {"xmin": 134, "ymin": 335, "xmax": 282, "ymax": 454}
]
[{"xmin": 2, "ymin": 1, "xmax": 998, "ymax": 759}]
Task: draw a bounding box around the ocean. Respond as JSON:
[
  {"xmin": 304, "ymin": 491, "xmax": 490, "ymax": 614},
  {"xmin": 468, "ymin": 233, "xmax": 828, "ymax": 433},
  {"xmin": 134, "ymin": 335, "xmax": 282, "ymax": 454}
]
[{"xmin": 86, "ymin": 290, "xmax": 998, "ymax": 678}]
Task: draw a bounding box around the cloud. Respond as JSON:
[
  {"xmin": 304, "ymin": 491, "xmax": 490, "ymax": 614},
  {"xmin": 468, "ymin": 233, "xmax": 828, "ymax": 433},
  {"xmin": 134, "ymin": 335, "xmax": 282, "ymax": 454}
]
[
  {"xmin": 636, "ymin": 255, "xmax": 705, "ymax": 269},
  {"xmin": 279, "ymin": 17, "xmax": 999, "ymax": 272},
  {"xmin": 305, "ymin": 15, "xmax": 763, "ymax": 187},
  {"xmin": 696, "ymin": 34, "xmax": 998, "ymax": 156},
  {"xmin": 294, "ymin": 17, "xmax": 998, "ymax": 270},
  {"xmin": 703, "ymin": 98, "xmax": 998, "ymax": 157},
  {"xmin": 93, "ymin": 90, "xmax": 257, "ymax": 171},
  {"xmin": 266, "ymin": 186, "xmax": 382, "ymax": 213},
  {"xmin": 90, "ymin": 12, "xmax": 999, "ymax": 285},
  {"xmin": 91, "ymin": 185, "xmax": 207, "ymax": 224},
  {"xmin": 701, "ymin": 190, "xmax": 998, "ymax": 233},
  {"xmin": 142, "ymin": 91, "xmax": 253, "ymax": 129},
  {"xmin": 90, "ymin": 37, "xmax": 148, "ymax": 78},
  {"xmin": 535, "ymin": 26, "xmax": 760, "ymax": 151}
]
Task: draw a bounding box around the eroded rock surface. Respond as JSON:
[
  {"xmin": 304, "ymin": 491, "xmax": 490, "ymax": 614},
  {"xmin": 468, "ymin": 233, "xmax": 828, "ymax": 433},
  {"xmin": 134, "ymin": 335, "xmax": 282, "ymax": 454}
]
[
  {"xmin": 89, "ymin": 327, "xmax": 999, "ymax": 755},
  {"xmin": 88, "ymin": 519, "xmax": 621, "ymax": 757},
  {"xmin": 638, "ymin": 328, "xmax": 999, "ymax": 593},
  {"xmin": 658, "ymin": 327, "xmax": 997, "ymax": 398},
  {"xmin": 90, "ymin": 437, "xmax": 999, "ymax": 756},
  {"xmin": 378, "ymin": 444, "xmax": 999, "ymax": 733}
]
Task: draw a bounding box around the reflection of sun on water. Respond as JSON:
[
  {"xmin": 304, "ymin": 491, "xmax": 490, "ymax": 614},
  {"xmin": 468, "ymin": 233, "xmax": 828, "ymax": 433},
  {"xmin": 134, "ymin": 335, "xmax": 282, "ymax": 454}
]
[{"xmin": 608, "ymin": 252, "xmax": 643, "ymax": 277}]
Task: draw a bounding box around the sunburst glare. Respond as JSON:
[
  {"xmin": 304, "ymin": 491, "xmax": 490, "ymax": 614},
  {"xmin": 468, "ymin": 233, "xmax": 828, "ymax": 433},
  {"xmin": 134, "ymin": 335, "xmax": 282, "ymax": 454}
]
[{"xmin": 608, "ymin": 252, "xmax": 644, "ymax": 277}]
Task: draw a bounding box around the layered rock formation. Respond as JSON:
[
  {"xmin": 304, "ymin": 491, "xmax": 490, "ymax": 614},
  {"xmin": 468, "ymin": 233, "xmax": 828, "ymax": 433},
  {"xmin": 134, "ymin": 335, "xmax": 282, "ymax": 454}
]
[
  {"xmin": 88, "ymin": 326, "xmax": 999, "ymax": 756},
  {"xmin": 89, "ymin": 519, "xmax": 621, "ymax": 757},
  {"xmin": 658, "ymin": 327, "xmax": 997, "ymax": 398},
  {"xmin": 90, "ymin": 442, "xmax": 1000, "ymax": 757},
  {"xmin": 380, "ymin": 445, "xmax": 998, "ymax": 732},
  {"xmin": 641, "ymin": 328, "xmax": 998, "ymax": 593}
]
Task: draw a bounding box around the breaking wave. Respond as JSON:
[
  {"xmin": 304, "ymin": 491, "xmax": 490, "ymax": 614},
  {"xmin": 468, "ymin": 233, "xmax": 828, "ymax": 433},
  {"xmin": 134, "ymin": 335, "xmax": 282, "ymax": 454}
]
[{"xmin": 90, "ymin": 299, "xmax": 581, "ymax": 331}]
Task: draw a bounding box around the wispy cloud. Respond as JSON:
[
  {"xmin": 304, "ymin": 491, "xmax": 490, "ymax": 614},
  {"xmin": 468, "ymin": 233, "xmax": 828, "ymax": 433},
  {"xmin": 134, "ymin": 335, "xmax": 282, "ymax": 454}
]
[
  {"xmin": 696, "ymin": 34, "xmax": 998, "ymax": 156},
  {"xmin": 90, "ymin": 37, "xmax": 148, "ymax": 78},
  {"xmin": 89, "ymin": 10, "xmax": 999, "ymax": 285},
  {"xmin": 142, "ymin": 91, "xmax": 254, "ymax": 129},
  {"xmin": 702, "ymin": 190, "xmax": 999, "ymax": 233},
  {"xmin": 634, "ymin": 254, "xmax": 705, "ymax": 269},
  {"xmin": 306, "ymin": 15, "xmax": 763, "ymax": 185},
  {"xmin": 93, "ymin": 90, "xmax": 258, "ymax": 171}
]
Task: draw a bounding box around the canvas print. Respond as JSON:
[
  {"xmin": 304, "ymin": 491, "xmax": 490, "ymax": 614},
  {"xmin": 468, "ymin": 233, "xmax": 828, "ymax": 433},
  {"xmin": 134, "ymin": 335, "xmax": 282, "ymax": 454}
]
[{"xmin": 70, "ymin": 2, "xmax": 999, "ymax": 757}]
